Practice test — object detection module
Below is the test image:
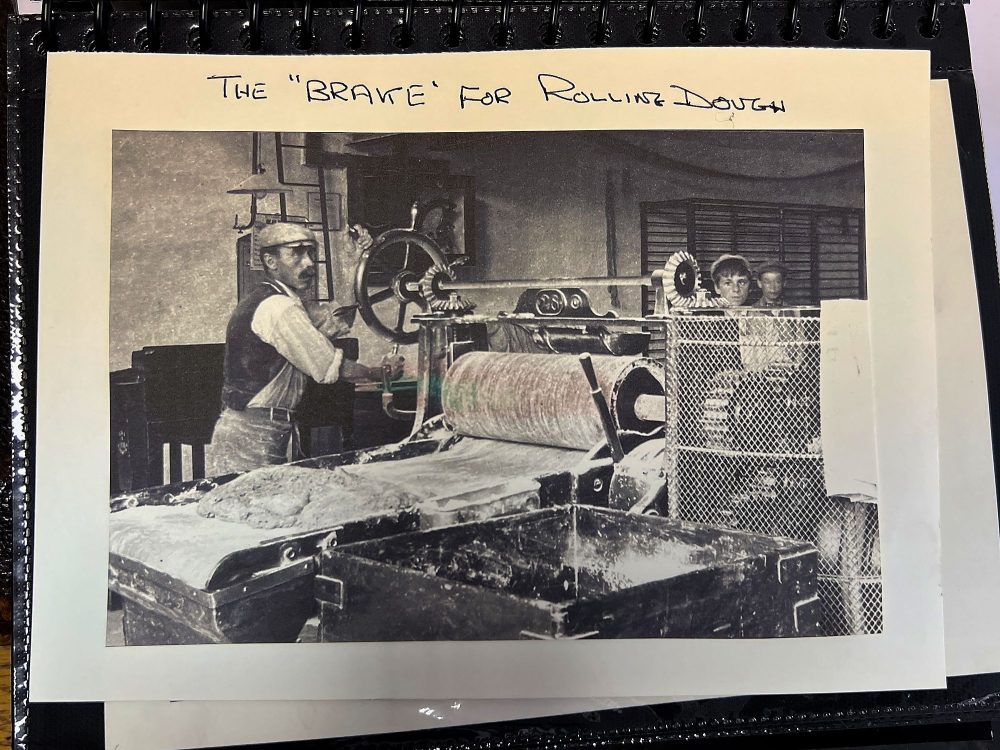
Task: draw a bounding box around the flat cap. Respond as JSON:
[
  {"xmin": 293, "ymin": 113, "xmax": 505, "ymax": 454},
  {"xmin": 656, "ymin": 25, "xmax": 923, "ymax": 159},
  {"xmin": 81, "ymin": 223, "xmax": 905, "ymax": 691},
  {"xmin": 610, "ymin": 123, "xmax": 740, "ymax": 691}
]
[
  {"xmin": 756, "ymin": 261, "xmax": 790, "ymax": 277},
  {"xmin": 709, "ymin": 254, "xmax": 751, "ymax": 278},
  {"xmin": 257, "ymin": 222, "xmax": 318, "ymax": 249}
]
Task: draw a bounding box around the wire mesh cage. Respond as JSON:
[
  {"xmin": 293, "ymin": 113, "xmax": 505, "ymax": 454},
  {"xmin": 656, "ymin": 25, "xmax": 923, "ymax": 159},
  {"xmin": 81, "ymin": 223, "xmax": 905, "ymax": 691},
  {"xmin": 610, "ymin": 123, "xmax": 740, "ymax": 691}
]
[{"xmin": 663, "ymin": 308, "xmax": 882, "ymax": 636}]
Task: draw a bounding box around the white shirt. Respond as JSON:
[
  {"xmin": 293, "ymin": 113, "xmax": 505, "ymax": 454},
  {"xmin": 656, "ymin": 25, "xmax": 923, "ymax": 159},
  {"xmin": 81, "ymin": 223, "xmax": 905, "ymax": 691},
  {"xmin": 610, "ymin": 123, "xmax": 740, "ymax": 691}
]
[{"xmin": 246, "ymin": 280, "xmax": 344, "ymax": 410}]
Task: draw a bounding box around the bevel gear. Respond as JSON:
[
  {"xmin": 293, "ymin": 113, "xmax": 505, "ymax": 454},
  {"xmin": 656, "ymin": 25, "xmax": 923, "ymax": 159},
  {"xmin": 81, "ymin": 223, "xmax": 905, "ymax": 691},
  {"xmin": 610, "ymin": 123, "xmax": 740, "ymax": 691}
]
[{"xmin": 419, "ymin": 264, "xmax": 475, "ymax": 314}]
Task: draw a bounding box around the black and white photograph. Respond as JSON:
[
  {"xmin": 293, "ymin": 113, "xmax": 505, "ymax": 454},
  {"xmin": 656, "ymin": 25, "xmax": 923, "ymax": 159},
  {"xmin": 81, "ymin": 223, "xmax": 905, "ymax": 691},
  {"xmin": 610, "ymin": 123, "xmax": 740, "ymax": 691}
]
[{"xmin": 104, "ymin": 128, "xmax": 879, "ymax": 646}]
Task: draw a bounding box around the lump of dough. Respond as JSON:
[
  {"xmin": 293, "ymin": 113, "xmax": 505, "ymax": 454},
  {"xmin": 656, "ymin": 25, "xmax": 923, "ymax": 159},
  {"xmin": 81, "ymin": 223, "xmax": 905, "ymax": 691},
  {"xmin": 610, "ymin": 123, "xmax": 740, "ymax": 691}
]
[
  {"xmin": 198, "ymin": 466, "xmax": 323, "ymax": 529},
  {"xmin": 197, "ymin": 464, "xmax": 422, "ymax": 531}
]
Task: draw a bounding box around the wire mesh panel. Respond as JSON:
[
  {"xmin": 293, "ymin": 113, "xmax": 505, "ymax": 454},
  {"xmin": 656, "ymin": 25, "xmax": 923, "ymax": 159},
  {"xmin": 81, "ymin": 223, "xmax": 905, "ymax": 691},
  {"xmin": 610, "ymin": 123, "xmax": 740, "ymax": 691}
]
[{"xmin": 664, "ymin": 309, "xmax": 881, "ymax": 636}]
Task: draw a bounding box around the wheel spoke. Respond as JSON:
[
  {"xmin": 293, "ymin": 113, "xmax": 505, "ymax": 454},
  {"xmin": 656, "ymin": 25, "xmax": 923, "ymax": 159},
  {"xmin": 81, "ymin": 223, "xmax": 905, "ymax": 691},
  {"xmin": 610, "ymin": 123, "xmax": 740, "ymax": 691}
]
[
  {"xmin": 355, "ymin": 230, "xmax": 446, "ymax": 346},
  {"xmin": 395, "ymin": 301, "xmax": 408, "ymax": 332},
  {"xmin": 370, "ymin": 287, "xmax": 395, "ymax": 304}
]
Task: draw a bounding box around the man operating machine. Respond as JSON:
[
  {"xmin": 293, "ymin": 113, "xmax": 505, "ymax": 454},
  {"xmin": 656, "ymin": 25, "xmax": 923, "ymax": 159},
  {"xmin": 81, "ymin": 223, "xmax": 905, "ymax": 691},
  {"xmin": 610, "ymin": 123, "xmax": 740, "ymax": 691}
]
[
  {"xmin": 209, "ymin": 222, "xmax": 405, "ymax": 475},
  {"xmin": 107, "ymin": 225, "xmax": 878, "ymax": 645}
]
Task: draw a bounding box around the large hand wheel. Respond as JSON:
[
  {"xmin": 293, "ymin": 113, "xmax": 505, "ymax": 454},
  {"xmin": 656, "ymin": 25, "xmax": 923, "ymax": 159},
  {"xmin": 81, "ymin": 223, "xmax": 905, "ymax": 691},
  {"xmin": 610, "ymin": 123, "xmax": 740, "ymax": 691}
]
[{"xmin": 353, "ymin": 229, "xmax": 448, "ymax": 345}]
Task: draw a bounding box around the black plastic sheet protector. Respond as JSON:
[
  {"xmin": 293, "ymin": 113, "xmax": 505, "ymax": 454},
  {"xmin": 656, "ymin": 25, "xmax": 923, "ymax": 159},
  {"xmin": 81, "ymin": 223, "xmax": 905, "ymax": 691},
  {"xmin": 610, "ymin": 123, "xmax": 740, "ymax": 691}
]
[{"xmin": 7, "ymin": 2, "xmax": 1000, "ymax": 748}]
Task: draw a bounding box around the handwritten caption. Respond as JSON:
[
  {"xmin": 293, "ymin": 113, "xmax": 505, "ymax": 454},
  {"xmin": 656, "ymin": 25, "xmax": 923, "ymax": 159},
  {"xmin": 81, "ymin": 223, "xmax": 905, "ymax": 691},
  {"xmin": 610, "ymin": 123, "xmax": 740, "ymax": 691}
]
[{"xmin": 205, "ymin": 72, "xmax": 786, "ymax": 114}]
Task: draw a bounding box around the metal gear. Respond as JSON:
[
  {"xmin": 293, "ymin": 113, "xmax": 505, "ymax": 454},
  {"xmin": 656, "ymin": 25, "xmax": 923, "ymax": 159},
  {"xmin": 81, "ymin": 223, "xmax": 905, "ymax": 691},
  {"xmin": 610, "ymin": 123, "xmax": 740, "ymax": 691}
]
[
  {"xmin": 434, "ymin": 292, "xmax": 477, "ymax": 314},
  {"xmin": 419, "ymin": 264, "xmax": 475, "ymax": 314},
  {"xmin": 661, "ymin": 251, "xmax": 704, "ymax": 308}
]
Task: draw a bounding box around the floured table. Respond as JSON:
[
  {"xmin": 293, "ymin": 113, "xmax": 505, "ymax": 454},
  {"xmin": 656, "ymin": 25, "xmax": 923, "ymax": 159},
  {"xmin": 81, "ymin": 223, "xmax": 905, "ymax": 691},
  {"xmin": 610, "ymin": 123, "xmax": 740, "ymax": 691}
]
[{"xmin": 108, "ymin": 437, "xmax": 591, "ymax": 645}]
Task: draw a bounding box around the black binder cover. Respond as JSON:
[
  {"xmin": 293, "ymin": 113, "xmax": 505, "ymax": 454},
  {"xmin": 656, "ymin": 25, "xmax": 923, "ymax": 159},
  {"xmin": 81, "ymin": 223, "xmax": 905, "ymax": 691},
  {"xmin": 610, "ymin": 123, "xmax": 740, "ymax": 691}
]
[{"xmin": 7, "ymin": 1, "xmax": 1000, "ymax": 747}]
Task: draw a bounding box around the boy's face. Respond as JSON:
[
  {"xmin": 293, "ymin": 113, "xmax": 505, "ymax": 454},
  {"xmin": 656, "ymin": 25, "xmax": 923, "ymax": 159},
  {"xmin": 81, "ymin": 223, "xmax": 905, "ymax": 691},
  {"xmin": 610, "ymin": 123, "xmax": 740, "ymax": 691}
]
[
  {"xmin": 715, "ymin": 272, "xmax": 750, "ymax": 307},
  {"xmin": 759, "ymin": 271, "xmax": 785, "ymax": 304}
]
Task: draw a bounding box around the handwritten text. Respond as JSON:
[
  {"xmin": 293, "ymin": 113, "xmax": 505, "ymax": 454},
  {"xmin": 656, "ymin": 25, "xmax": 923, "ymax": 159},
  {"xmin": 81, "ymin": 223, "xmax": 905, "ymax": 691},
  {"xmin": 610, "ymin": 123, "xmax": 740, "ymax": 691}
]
[{"xmin": 204, "ymin": 71, "xmax": 788, "ymax": 116}]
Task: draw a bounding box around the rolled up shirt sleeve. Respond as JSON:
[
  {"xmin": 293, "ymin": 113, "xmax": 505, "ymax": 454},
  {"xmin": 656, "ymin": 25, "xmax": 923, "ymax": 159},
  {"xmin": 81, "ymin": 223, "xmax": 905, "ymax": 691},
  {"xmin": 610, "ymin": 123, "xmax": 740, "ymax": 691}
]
[{"xmin": 251, "ymin": 294, "xmax": 344, "ymax": 383}]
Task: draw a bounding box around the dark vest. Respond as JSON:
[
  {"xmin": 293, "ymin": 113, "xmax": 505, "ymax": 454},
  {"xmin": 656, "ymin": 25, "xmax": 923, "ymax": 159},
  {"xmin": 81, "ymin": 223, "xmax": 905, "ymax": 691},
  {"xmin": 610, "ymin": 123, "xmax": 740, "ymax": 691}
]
[{"xmin": 221, "ymin": 282, "xmax": 290, "ymax": 411}]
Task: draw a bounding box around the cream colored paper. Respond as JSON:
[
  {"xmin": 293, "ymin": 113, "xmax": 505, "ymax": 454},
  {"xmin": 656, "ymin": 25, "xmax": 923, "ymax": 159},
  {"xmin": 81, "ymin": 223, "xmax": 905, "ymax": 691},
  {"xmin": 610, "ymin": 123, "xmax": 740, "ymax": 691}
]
[
  {"xmin": 930, "ymin": 79, "xmax": 1000, "ymax": 676},
  {"xmin": 820, "ymin": 299, "xmax": 878, "ymax": 497},
  {"xmin": 31, "ymin": 48, "xmax": 942, "ymax": 702}
]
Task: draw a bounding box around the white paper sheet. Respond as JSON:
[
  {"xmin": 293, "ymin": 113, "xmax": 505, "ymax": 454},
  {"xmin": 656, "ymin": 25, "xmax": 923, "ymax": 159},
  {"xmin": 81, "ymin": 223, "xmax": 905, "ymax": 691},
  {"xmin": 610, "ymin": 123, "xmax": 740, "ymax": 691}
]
[
  {"xmin": 101, "ymin": 76, "xmax": 1000, "ymax": 750},
  {"xmin": 820, "ymin": 300, "xmax": 879, "ymax": 497},
  {"xmin": 103, "ymin": 77, "xmax": 1000, "ymax": 750},
  {"xmin": 930, "ymin": 79, "xmax": 1000, "ymax": 676},
  {"xmin": 14, "ymin": 0, "xmax": 39, "ymax": 15}
]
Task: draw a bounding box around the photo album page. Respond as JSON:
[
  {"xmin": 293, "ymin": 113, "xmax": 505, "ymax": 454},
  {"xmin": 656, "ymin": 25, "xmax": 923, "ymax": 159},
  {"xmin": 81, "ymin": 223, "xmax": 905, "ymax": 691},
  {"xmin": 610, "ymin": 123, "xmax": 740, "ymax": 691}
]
[{"xmin": 28, "ymin": 47, "xmax": 945, "ymax": 704}]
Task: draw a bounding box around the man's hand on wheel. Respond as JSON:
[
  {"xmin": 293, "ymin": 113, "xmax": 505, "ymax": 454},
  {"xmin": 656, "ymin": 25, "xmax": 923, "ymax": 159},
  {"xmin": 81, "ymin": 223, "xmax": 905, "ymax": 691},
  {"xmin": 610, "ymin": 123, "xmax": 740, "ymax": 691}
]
[
  {"xmin": 380, "ymin": 354, "xmax": 405, "ymax": 382},
  {"xmin": 351, "ymin": 224, "xmax": 374, "ymax": 253}
]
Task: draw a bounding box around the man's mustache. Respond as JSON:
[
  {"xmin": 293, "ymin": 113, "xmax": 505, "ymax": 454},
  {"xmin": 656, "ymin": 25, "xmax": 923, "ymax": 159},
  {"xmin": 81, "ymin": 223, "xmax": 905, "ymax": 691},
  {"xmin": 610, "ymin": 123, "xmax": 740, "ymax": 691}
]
[{"xmin": 299, "ymin": 270, "xmax": 316, "ymax": 279}]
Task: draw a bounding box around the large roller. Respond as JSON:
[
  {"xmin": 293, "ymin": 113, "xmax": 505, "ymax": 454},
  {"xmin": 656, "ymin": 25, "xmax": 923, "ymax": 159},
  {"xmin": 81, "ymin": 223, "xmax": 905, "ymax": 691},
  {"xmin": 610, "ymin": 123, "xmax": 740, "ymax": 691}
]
[{"xmin": 441, "ymin": 352, "xmax": 665, "ymax": 450}]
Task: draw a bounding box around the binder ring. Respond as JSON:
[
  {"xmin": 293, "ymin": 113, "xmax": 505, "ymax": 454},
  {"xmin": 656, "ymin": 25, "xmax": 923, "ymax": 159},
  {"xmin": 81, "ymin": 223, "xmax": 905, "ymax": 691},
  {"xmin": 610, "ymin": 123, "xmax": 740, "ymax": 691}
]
[
  {"xmin": 685, "ymin": 0, "xmax": 707, "ymax": 43},
  {"xmin": 392, "ymin": 0, "xmax": 416, "ymax": 48},
  {"xmin": 143, "ymin": 0, "xmax": 161, "ymax": 51},
  {"xmin": 39, "ymin": 0, "xmax": 55, "ymax": 51},
  {"xmin": 295, "ymin": 0, "xmax": 314, "ymax": 50},
  {"xmin": 190, "ymin": 0, "xmax": 212, "ymax": 51},
  {"xmin": 733, "ymin": 0, "xmax": 754, "ymax": 43},
  {"xmin": 874, "ymin": 0, "xmax": 894, "ymax": 39},
  {"xmin": 780, "ymin": 0, "xmax": 801, "ymax": 42},
  {"xmin": 345, "ymin": 0, "xmax": 365, "ymax": 50},
  {"xmin": 590, "ymin": 0, "xmax": 611, "ymax": 44},
  {"xmin": 442, "ymin": 0, "xmax": 463, "ymax": 47},
  {"xmin": 637, "ymin": 0, "xmax": 658, "ymax": 44},
  {"xmin": 919, "ymin": 0, "xmax": 941, "ymax": 38},
  {"xmin": 92, "ymin": 0, "xmax": 110, "ymax": 51},
  {"xmin": 827, "ymin": 0, "xmax": 848, "ymax": 40},
  {"xmin": 241, "ymin": 0, "xmax": 262, "ymax": 50},
  {"xmin": 542, "ymin": 0, "xmax": 561, "ymax": 46},
  {"xmin": 492, "ymin": 0, "xmax": 514, "ymax": 47}
]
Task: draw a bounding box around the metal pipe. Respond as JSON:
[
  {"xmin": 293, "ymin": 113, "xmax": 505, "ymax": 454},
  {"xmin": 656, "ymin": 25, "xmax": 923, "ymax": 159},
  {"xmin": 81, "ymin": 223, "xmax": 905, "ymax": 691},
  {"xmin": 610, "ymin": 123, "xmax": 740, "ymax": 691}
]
[
  {"xmin": 274, "ymin": 132, "xmax": 288, "ymax": 221},
  {"xmin": 317, "ymin": 166, "xmax": 335, "ymax": 300},
  {"xmin": 633, "ymin": 394, "xmax": 665, "ymax": 423},
  {"xmin": 404, "ymin": 274, "xmax": 652, "ymax": 293},
  {"xmin": 381, "ymin": 357, "xmax": 416, "ymax": 421},
  {"xmin": 579, "ymin": 354, "xmax": 625, "ymax": 463}
]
